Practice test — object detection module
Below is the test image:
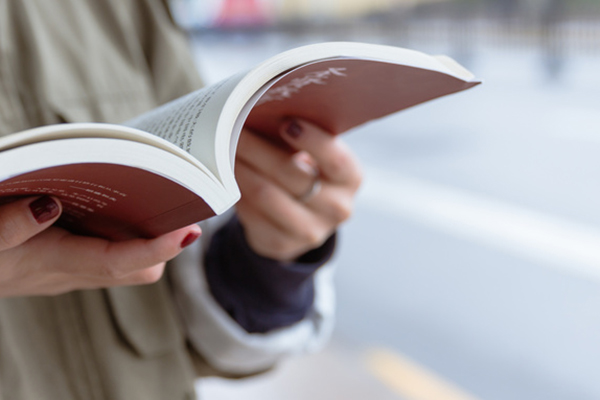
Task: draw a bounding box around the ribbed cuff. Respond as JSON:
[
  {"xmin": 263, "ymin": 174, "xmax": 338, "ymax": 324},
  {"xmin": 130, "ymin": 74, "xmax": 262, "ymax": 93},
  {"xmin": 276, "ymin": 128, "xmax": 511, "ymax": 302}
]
[{"xmin": 204, "ymin": 215, "xmax": 336, "ymax": 333}]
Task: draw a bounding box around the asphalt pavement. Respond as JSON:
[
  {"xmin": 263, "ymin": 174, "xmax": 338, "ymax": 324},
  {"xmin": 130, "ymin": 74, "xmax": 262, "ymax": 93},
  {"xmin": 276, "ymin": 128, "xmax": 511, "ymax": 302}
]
[{"xmin": 192, "ymin": 31, "xmax": 600, "ymax": 400}]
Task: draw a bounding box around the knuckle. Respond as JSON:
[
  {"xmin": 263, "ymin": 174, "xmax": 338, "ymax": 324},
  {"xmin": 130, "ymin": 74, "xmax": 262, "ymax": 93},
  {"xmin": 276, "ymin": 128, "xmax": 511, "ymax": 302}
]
[
  {"xmin": 326, "ymin": 148, "xmax": 362, "ymax": 191},
  {"xmin": 297, "ymin": 226, "xmax": 325, "ymax": 248},
  {"xmin": 97, "ymin": 263, "xmax": 128, "ymax": 280},
  {"xmin": 260, "ymin": 235, "xmax": 296, "ymax": 260},
  {"xmin": 350, "ymin": 165, "xmax": 364, "ymax": 190},
  {"xmin": 131, "ymin": 266, "xmax": 165, "ymax": 285},
  {"xmin": 265, "ymin": 235, "xmax": 288, "ymax": 255},
  {"xmin": 326, "ymin": 152, "xmax": 351, "ymax": 178},
  {"xmin": 94, "ymin": 250, "xmax": 130, "ymax": 280},
  {"xmin": 244, "ymin": 179, "xmax": 274, "ymax": 204},
  {"xmin": 151, "ymin": 247, "xmax": 177, "ymax": 266},
  {"xmin": 330, "ymin": 200, "xmax": 353, "ymax": 223}
]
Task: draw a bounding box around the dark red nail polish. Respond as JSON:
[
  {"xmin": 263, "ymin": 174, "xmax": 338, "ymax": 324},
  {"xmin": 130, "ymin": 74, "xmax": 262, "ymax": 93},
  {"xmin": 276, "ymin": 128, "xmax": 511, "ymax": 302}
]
[
  {"xmin": 29, "ymin": 196, "xmax": 60, "ymax": 224},
  {"xmin": 180, "ymin": 231, "xmax": 201, "ymax": 249},
  {"xmin": 285, "ymin": 120, "xmax": 303, "ymax": 139}
]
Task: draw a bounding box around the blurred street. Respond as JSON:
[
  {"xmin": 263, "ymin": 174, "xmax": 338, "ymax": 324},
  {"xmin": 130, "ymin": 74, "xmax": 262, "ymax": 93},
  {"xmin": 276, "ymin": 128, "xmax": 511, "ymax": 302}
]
[{"xmin": 188, "ymin": 14, "xmax": 600, "ymax": 400}]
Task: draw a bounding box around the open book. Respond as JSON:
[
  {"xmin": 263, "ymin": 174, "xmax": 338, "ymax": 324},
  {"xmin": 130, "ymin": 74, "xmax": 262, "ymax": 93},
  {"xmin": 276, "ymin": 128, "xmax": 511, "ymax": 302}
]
[{"xmin": 0, "ymin": 42, "xmax": 480, "ymax": 240}]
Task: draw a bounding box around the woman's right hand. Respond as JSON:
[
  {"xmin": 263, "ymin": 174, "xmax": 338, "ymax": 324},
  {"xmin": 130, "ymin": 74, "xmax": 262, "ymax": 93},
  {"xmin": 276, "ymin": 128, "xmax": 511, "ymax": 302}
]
[{"xmin": 0, "ymin": 196, "xmax": 201, "ymax": 298}]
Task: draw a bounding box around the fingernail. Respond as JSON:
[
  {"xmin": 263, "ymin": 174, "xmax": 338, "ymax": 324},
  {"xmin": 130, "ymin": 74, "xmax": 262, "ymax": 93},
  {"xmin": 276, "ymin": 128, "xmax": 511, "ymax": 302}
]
[
  {"xmin": 284, "ymin": 120, "xmax": 303, "ymax": 139},
  {"xmin": 29, "ymin": 196, "xmax": 60, "ymax": 224},
  {"xmin": 180, "ymin": 231, "xmax": 201, "ymax": 249}
]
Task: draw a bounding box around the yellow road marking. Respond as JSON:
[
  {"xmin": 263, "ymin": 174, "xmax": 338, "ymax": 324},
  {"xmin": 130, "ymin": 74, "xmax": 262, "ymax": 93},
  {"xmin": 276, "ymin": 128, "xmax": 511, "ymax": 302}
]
[{"xmin": 366, "ymin": 348, "xmax": 480, "ymax": 400}]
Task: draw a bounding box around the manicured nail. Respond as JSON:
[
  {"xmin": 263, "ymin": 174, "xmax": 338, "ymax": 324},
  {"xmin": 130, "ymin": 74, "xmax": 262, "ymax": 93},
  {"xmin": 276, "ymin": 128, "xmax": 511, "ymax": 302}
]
[
  {"xmin": 284, "ymin": 120, "xmax": 303, "ymax": 139},
  {"xmin": 180, "ymin": 231, "xmax": 201, "ymax": 249},
  {"xmin": 29, "ymin": 196, "xmax": 60, "ymax": 224}
]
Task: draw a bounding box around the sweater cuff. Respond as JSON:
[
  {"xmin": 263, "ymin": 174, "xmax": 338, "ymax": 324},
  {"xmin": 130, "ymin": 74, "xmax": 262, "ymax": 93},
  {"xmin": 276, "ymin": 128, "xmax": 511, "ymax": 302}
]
[{"xmin": 204, "ymin": 215, "xmax": 336, "ymax": 333}]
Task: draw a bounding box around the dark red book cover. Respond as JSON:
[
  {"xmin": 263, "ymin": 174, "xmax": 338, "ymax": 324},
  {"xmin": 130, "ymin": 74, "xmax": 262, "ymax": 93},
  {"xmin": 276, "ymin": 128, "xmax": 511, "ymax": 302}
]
[
  {"xmin": 245, "ymin": 59, "xmax": 478, "ymax": 139},
  {"xmin": 0, "ymin": 164, "xmax": 214, "ymax": 240}
]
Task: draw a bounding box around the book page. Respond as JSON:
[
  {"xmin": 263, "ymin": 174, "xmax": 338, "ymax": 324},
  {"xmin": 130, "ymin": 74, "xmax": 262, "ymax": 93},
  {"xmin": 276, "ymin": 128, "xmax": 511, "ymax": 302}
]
[{"xmin": 124, "ymin": 72, "xmax": 246, "ymax": 178}]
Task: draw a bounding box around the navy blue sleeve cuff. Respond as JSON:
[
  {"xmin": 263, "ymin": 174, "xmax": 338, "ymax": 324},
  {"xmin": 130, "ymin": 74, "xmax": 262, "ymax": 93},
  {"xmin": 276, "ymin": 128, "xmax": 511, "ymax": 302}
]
[{"xmin": 204, "ymin": 215, "xmax": 336, "ymax": 333}]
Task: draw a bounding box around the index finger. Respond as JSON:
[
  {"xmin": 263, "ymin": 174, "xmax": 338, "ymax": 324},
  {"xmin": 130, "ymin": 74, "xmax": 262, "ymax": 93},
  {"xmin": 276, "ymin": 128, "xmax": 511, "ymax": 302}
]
[
  {"xmin": 279, "ymin": 119, "xmax": 362, "ymax": 189},
  {"xmin": 42, "ymin": 224, "xmax": 202, "ymax": 279}
]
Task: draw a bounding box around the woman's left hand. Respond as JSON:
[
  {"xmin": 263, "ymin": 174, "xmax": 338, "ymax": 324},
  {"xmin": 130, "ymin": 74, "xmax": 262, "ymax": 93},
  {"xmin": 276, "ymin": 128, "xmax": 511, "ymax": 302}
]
[{"xmin": 234, "ymin": 119, "xmax": 362, "ymax": 262}]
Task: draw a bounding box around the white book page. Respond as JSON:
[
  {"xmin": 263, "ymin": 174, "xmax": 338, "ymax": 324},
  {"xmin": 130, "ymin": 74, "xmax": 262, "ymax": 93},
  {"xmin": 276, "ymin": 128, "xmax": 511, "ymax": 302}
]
[
  {"xmin": 125, "ymin": 72, "xmax": 246, "ymax": 179},
  {"xmin": 0, "ymin": 124, "xmax": 220, "ymax": 185}
]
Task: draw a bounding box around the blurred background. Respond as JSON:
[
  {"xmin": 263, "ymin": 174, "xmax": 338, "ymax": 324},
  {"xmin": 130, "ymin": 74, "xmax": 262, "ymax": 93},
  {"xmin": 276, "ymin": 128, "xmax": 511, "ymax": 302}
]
[{"xmin": 170, "ymin": 0, "xmax": 600, "ymax": 399}]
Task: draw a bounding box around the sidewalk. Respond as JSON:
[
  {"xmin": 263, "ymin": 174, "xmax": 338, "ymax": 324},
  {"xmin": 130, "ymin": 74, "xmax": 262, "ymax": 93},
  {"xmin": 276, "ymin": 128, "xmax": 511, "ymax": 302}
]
[{"xmin": 195, "ymin": 338, "xmax": 401, "ymax": 400}]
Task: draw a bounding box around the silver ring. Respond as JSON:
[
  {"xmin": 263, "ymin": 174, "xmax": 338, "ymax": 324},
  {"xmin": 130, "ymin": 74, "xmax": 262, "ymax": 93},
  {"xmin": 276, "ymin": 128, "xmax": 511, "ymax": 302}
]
[{"xmin": 299, "ymin": 177, "xmax": 322, "ymax": 202}]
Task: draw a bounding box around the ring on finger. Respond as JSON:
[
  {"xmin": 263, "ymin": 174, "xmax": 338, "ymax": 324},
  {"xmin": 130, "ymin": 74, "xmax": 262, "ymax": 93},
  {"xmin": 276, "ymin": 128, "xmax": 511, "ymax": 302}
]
[{"xmin": 298, "ymin": 176, "xmax": 322, "ymax": 202}]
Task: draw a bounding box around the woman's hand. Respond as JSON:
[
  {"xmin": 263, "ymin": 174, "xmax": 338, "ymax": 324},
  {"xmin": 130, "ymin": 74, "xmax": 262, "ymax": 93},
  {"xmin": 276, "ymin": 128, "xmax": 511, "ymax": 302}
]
[
  {"xmin": 235, "ymin": 119, "xmax": 362, "ymax": 261},
  {"xmin": 0, "ymin": 196, "xmax": 201, "ymax": 297}
]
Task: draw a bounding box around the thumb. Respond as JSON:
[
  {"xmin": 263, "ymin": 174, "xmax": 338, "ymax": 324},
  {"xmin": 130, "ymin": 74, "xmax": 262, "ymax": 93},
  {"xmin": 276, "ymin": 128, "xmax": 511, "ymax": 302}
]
[{"xmin": 0, "ymin": 196, "xmax": 62, "ymax": 251}]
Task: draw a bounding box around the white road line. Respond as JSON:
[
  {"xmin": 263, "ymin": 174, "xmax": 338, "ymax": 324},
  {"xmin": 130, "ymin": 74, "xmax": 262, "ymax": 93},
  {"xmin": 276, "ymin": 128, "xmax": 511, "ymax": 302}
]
[
  {"xmin": 359, "ymin": 167, "xmax": 600, "ymax": 280},
  {"xmin": 366, "ymin": 347, "xmax": 480, "ymax": 400}
]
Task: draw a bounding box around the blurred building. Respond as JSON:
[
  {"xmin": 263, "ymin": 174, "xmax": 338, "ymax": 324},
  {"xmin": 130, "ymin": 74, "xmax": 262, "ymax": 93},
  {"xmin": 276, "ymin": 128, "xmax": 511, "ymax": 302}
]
[
  {"xmin": 169, "ymin": 0, "xmax": 445, "ymax": 29},
  {"xmin": 171, "ymin": 0, "xmax": 599, "ymax": 59},
  {"xmin": 275, "ymin": 0, "xmax": 441, "ymax": 20}
]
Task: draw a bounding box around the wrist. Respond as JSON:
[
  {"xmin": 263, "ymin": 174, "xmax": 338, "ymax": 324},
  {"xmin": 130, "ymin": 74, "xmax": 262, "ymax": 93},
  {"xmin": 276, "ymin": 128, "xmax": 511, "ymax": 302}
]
[{"xmin": 204, "ymin": 215, "xmax": 336, "ymax": 333}]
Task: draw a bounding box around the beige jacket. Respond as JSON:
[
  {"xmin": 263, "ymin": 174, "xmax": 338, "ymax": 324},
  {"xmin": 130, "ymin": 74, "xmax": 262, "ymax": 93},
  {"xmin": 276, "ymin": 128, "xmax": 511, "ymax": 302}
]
[
  {"xmin": 0, "ymin": 1, "xmax": 335, "ymax": 398},
  {"xmin": 0, "ymin": 1, "xmax": 215, "ymax": 399}
]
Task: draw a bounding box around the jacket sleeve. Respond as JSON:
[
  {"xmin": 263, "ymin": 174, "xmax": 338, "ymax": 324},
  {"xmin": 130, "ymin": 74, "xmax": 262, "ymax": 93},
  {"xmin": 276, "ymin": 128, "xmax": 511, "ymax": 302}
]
[{"xmin": 167, "ymin": 211, "xmax": 336, "ymax": 377}]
